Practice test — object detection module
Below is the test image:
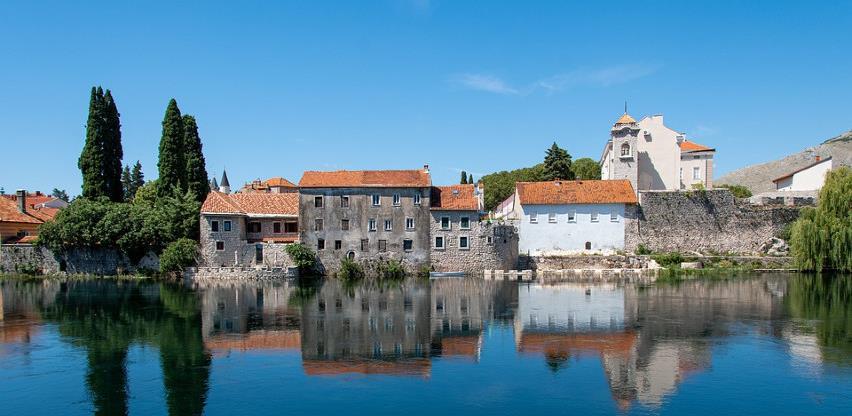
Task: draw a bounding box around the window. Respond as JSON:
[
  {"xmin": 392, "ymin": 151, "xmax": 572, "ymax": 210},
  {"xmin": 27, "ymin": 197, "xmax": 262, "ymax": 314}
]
[
  {"xmin": 610, "ymin": 211, "xmax": 618, "ymax": 222},
  {"xmin": 693, "ymin": 167, "xmax": 701, "ymax": 180},
  {"xmin": 248, "ymin": 222, "xmax": 261, "ymax": 233},
  {"xmin": 285, "ymin": 222, "xmax": 297, "ymax": 233},
  {"xmin": 378, "ymin": 240, "xmax": 387, "ymax": 252},
  {"xmin": 567, "ymin": 210, "xmax": 576, "ymax": 222},
  {"xmin": 405, "ymin": 217, "xmax": 415, "ymax": 230},
  {"xmin": 459, "ymin": 236, "xmax": 470, "ymax": 250},
  {"xmin": 413, "ymin": 193, "xmax": 421, "ymax": 205},
  {"xmin": 591, "ymin": 212, "xmax": 599, "ymax": 223},
  {"xmin": 341, "ymin": 219, "xmax": 350, "ymax": 231},
  {"xmin": 440, "ymin": 216, "xmax": 450, "ymax": 230},
  {"xmin": 273, "ymin": 222, "xmax": 281, "ymax": 233},
  {"xmin": 314, "ymin": 196, "xmax": 323, "ymax": 208},
  {"xmin": 334, "ymin": 240, "xmax": 342, "ymax": 250},
  {"xmin": 680, "ymin": 168, "xmax": 683, "ymax": 179},
  {"xmin": 530, "ymin": 213, "xmax": 538, "ymax": 223},
  {"xmin": 360, "ymin": 239, "xmax": 369, "ymax": 251},
  {"xmin": 384, "ymin": 219, "xmax": 393, "ymax": 231},
  {"xmin": 620, "ymin": 143, "xmax": 631, "ymax": 157},
  {"xmin": 317, "ymin": 239, "xmax": 325, "ymax": 250},
  {"xmin": 347, "ymin": 251, "xmax": 355, "ymax": 260},
  {"xmin": 393, "ymin": 194, "xmax": 401, "ymax": 206},
  {"xmin": 372, "ymin": 194, "xmax": 381, "ymax": 206},
  {"xmin": 255, "ymin": 244, "xmax": 263, "ymax": 262},
  {"xmin": 434, "ymin": 236, "xmax": 445, "ymax": 249},
  {"xmin": 315, "ymin": 218, "xmax": 323, "ymax": 231},
  {"xmin": 548, "ymin": 213, "xmax": 557, "ymax": 223},
  {"xmin": 340, "ymin": 196, "xmax": 349, "ymax": 207},
  {"xmin": 368, "ymin": 218, "xmax": 377, "ymax": 231},
  {"xmin": 585, "ymin": 241, "xmax": 592, "ymax": 250},
  {"xmin": 486, "ymin": 236, "xmax": 493, "ymax": 245},
  {"xmin": 211, "ymin": 220, "xmax": 219, "ymax": 232},
  {"xmin": 216, "ymin": 241, "xmax": 225, "ymax": 251},
  {"xmin": 224, "ymin": 220, "xmax": 232, "ymax": 231},
  {"xmin": 403, "ymin": 239, "xmax": 413, "ymax": 252},
  {"xmin": 460, "ymin": 216, "xmax": 470, "ymax": 229}
]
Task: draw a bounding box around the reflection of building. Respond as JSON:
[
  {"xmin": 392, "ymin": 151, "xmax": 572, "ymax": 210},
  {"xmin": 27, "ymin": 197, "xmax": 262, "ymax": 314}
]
[
  {"xmin": 0, "ymin": 280, "xmax": 59, "ymax": 348},
  {"xmin": 429, "ymin": 278, "xmax": 509, "ymax": 361},
  {"xmin": 300, "ymin": 279, "xmax": 432, "ymax": 376}
]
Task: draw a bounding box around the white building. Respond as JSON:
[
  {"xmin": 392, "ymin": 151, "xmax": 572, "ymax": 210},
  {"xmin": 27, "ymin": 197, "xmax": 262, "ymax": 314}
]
[
  {"xmin": 600, "ymin": 113, "xmax": 716, "ymax": 192},
  {"xmin": 501, "ymin": 180, "xmax": 637, "ymax": 255},
  {"xmin": 772, "ymin": 156, "xmax": 833, "ymax": 191}
]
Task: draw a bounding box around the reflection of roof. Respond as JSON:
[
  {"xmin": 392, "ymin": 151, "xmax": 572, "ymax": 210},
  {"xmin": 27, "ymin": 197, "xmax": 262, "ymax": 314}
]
[
  {"xmin": 201, "ymin": 191, "xmax": 298, "ymax": 216},
  {"xmin": 679, "ymin": 140, "xmax": 715, "ymax": 153},
  {"xmin": 302, "ymin": 358, "xmax": 431, "ymax": 377},
  {"xmin": 516, "ymin": 180, "xmax": 638, "ymax": 205},
  {"xmin": 430, "ymin": 185, "xmax": 478, "ymax": 211},
  {"xmin": 772, "ymin": 157, "xmax": 832, "ymax": 183},
  {"xmin": 439, "ymin": 334, "xmax": 482, "ymax": 358},
  {"xmin": 299, "ymin": 170, "xmax": 431, "ymax": 188},
  {"xmin": 205, "ymin": 330, "xmax": 301, "ymax": 351},
  {"xmin": 518, "ymin": 332, "xmax": 637, "ymax": 356}
]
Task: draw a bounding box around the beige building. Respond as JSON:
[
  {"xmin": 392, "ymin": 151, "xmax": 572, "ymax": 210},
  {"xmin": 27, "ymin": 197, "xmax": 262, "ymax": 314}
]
[
  {"xmin": 600, "ymin": 113, "xmax": 716, "ymax": 192},
  {"xmin": 772, "ymin": 156, "xmax": 833, "ymax": 191}
]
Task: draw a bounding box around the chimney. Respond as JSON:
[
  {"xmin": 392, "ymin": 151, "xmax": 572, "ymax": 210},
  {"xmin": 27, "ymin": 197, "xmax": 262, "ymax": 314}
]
[
  {"xmin": 16, "ymin": 189, "xmax": 26, "ymax": 213},
  {"xmin": 423, "ymin": 164, "xmax": 430, "ymax": 173},
  {"xmin": 815, "ymin": 155, "xmax": 821, "ymax": 162}
]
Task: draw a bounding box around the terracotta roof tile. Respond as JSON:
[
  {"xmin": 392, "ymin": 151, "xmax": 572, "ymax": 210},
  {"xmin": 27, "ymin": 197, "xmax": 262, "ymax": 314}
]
[
  {"xmin": 614, "ymin": 113, "xmax": 636, "ymax": 125},
  {"xmin": 679, "ymin": 140, "xmax": 715, "ymax": 153},
  {"xmin": 265, "ymin": 177, "xmax": 297, "ymax": 187},
  {"xmin": 299, "ymin": 169, "xmax": 431, "ymax": 188},
  {"xmin": 430, "ymin": 185, "xmax": 479, "ymax": 211},
  {"xmin": 516, "ymin": 180, "xmax": 637, "ymax": 205},
  {"xmin": 0, "ymin": 197, "xmax": 55, "ymax": 224},
  {"xmin": 201, "ymin": 191, "xmax": 298, "ymax": 216}
]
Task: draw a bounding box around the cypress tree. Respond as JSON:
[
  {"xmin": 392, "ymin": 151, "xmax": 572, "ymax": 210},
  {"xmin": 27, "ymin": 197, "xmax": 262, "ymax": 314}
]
[
  {"xmin": 121, "ymin": 165, "xmax": 132, "ymax": 201},
  {"xmin": 102, "ymin": 90, "xmax": 124, "ymax": 201},
  {"xmin": 157, "ymin": 99, "xmax": 185, "ymax": 196},
  {"xmin": 460, "ymin": 171, "xmax": 468, "ymax": 184},
  {"xmin": 468, "ymin": 173, "xmax": 474, "ymax": 185},
  {"xmin": 130, "ymin": 161, "xmax": 145, "ymax": 195},
  {"xmin": 79, "ymin": 87, "xmax": 108, "ymax": 199},
  {"xmin": 182, "ymin": 115, "xmax": 210, "ymax": 202}
]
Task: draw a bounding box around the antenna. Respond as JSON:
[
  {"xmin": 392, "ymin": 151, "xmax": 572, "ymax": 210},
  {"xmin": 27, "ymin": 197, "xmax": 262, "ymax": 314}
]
[{"xmin": 624, "ymin": 101, "xmax": 628, "ymax": 114}]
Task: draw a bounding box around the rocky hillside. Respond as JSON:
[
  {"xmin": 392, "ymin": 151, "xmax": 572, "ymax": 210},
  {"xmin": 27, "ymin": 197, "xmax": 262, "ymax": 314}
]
[{"xmin": 716, "ymin": 130, "xmax": 852, "ymax": 193}]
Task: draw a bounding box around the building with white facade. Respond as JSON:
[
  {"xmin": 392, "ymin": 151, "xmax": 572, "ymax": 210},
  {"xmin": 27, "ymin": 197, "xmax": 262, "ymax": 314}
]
[
  {"xmin": 600, "ymin": 113, "xmax": 716, "ymax": 192},
  {"xmin": 772, "ymin": 156, "xmax": 833, "ymax": 191},
  {"xmin": 500, "ymin": 180, "xmax": 637, "ymax": 255}
]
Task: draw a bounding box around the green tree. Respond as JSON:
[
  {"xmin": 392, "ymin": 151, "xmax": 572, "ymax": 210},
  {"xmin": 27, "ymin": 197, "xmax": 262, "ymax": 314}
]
[
  {"xmin": 79, "ymin": 87, "xmax": 108, "ymax": 199},
  {"xmin": 468, "ymin": 173, "xmax": 474, "ymax": 185},
  {"xmin": 182, "ymin": 115, "xmax": 210, "ymax": 203},
  {"xmin": 480, "ymin": 164, "xmax": 547, "ymax": 211},
  {"xmin": 160, "ymin": 238, "xmax": 199, "ymax": 274},
  {"xmin": 158, "ymin": 99, "xmax": 185, "ymax": 197},
  {"xmin": 121, "ymin": 165, "xmax": 132, "ymax": 201},
  {"xmin": 571, "ymin": 158, "xmax": 601, "ymax": 180},
  {"xmin": 130, "ymin": 161, "xmax": 145, "ymax": 198},
  {"xmin": 102, "ymin": 90, "xmax": 124, "ymax": 202},
  {"xmin": 51, "ymin": 188, "xmax": 69, "ymax": 201},
  {"xmin": 460, "ymin": 170, "xmax": 468, "ymax": 184},
  {"xmin": 789, "ymin": 167, "xmax": 852, "ymax": 272},
  {"xmin": 543, "ymin": 142, "xmax": 574, "ymax": 181}
]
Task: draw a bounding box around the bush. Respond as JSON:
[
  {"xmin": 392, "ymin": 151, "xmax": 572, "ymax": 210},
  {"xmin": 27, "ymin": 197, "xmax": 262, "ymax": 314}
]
[
  {"xmin": 635, "ymin": 244, "xmax": 652, "ymax": 255},
  {"xmin": 338, "ymin": 257, "xmax": 364, "ymax": 280},
  {"xmin": 651, "ymin": 252, "xmax": 685, "ymax": 268},
  {"xmin": 285, "ymin": 243, "xmax": 317, "ymax": 273},
  {"xmin": 417, "ymin": 264, "xmax": 432, "ymax": 279},
  {"xmin": 378, "ymin": 259, "xmax": 406, "ymax": 280},
  {"xmin": 718, "ymin": 184, "xmax": 753, "ymax": 198},
  {"xmin": 159, "ymin": 238, "xmax": 198, "ymax": 274},
  {"xmin": 790, "ymin": 167, "xmax": 852, "ymax": 272}
]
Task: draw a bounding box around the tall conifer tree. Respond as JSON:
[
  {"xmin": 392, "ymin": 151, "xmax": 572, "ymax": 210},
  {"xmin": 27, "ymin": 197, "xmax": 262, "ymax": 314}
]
[
  {"xmin": 460, "ymin": 171, "xmax": 468, "ymax": 184},
  {"xmin": 182, "ymin": 115, "xmax": 210, "ymax": 202},
  {"xmin": 157, "ymin": 99, "xmax": 185, "ymax": 196},
  {"xmin": 121, "ymin": 165, "xmax": 133, "ymax": 200},
  {"xmin": 130, "ymin": 161, "xmax": 145, "ymax": 194},
  {"xmin": 79, "ymin": 87, "xmax": 108, "ymax": 199},
  {"xmin": 103, "ymin": 90, "xmax": 124, "ymax": 201}
]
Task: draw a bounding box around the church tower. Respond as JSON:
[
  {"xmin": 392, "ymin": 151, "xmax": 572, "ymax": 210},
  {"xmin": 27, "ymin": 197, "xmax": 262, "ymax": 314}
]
[
  {"xmin": 218, "ymin": 170, "xmax": 231, "ymax": 194},
  {"xmin": 609, "ymin": 112, "xmax": 640, "ymax": 193}
]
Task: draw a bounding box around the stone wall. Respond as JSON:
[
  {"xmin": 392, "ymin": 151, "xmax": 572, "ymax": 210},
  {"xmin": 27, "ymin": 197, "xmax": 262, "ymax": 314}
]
[
  {"xmin": 429, "ymin": 212, "xmax": 518, "ymax": 275},
  {"xmin": 519, "ymin": 254, "xmax": 650, "ymax": 271},
  {"xmin": 0, "ymin": 245, "xmax": 158, "ymax": 275},
  {"xmin": 626, "ymin": 190, "xmax": 801, "ymax": 255},
  {"xmin": 183, "ymin": 266, "xmax": 297, "ymax": 281}
]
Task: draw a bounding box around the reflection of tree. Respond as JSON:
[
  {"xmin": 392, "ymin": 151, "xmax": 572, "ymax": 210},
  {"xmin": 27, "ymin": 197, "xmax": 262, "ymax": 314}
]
[
  {"xmin": 39, "ymin": 280, "xmax": 210, "ymax": 415},
  {"xmin": 785, "ymin": 274, "xmax": 852, "ymax": 365}
]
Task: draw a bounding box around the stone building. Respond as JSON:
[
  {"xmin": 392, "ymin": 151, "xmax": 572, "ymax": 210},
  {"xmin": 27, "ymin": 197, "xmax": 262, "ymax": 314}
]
[
  {"xmin": 199, "ymin": 191, "xmax": 299, "ymax": 267},
  {"xmin": 297, "ymin": 168, "xmax": 433, "ymax": 274},
  {"xmin": 429, "ymin": 184, "xmax": 518, "ymax": 274},
  {"xmin": 600, "ymin": 113, "xmax": 716, "ymax": 192}
]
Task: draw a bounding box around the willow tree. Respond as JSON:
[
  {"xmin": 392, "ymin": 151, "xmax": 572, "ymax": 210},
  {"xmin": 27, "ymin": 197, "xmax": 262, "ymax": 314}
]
[{"xmin": 790, "ymin": 167, "xmax": 852, "ymax": 272}]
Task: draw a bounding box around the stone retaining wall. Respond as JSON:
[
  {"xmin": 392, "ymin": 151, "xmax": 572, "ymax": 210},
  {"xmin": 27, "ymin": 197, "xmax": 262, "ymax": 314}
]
[
  {"xmin": 0, "ymin": 245, "xmax": 158, "ymax": 275},
  {"xmin": 519, "ymin": 254, "xmax": 651, "ymax": 270}
]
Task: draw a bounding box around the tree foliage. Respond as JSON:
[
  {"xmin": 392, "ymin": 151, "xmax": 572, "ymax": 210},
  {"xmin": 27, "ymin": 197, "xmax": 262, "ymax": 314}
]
[
  {"xmin": 481, "ymin": 164, "xmax": 547, "ymax": 211},
  {"xmin": 543, "ymin": 142, "xmax": 574, "ymax": 181},
  {"xmin": 102, "ymin": 90, "xmax": 124, "ymax": 202},
  {"xmin": 790, "ymin": 167, "xmax": 852, "ymax": 272},
  {"xmin": 78, "ymin": 87, "xmax": 124, "ymax": 202},
  {"xmin": 182, "ymin": 115, "xmax": 210, "ymax": 203},
  {"xmin": 157, "ymin": 99, "xmax": 185, "ymax": 197},
  {"xmin": 285, "ymin": 243, "xmax": 317, "ymax": 273},
  {"xmin": 160, "ymin": 238, "xmax": 199, "ymax": 274},
  {"xmin": 718, "ymin": 184, "xmax": 752, "ymax": 198},
  {"xmin": 460, "ymin": 170, "xmax": 468, "ymax": 184},
  {"xmin": 571, "ymin": 158, "xmax": 601, "ymax": 180},
  {"xmin": 51, "ymin": 188, "xmax": 69, "ymax": 201}
]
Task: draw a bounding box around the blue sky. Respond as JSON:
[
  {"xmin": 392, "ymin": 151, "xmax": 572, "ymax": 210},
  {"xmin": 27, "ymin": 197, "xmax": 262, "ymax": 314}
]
[{"xmin": 1, "ymin": 1, "xmax": 851, "ymax": 196}]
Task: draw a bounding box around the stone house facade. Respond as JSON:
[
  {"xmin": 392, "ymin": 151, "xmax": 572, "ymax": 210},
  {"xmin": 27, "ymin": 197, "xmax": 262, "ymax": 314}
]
[
  {"xmin": 429, "ymin": 185, "xmax": 517, "ymax": 274},
  {"xmin": 199, "ymin": 191, "xmax": 299, "ymax": 267},
  {"xmin": 297, "ymin": 168, "xmax": 433, "ymax": 274}
]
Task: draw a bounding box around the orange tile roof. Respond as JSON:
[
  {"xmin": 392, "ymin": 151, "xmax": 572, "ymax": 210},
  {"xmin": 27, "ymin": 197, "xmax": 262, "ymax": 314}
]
[
  {"xmin": 614, "ymin": 113, "xmax": 636, "ymax": 125},
  {"xmin": 299, "ymin": 169, "xmax": 431, "ymax": 188},
  {"xmin": 0, "ymin": 197, "xmax": 58, "ymax": 224},
  {"xmin": 265, "ymin": 177, "xmax": 297, "ymax": 187},
  {"xmin": 679, "ymin": 140, "xmax": 715, "ymax": 153},
  {"xmin": 518, "ymin": 332, "xmax": 637, "ymax": 356},
  {"xmin": 205, "ymin": 330, "xmax": 301, "ymax": 352},
  {"xmin": 302, "ymin": 358, "xmax": 431, "ymax": 377},
  {"xmin": 201, "ymin": 191, "xmax": 298, "ymax": 216},
  {"xmin": 430, "ymin": 185, "xmax": 479, "ymax": 211},
  {"xmin": 516, "ymin": 180, "xmax": 637, "ymax": 205}
]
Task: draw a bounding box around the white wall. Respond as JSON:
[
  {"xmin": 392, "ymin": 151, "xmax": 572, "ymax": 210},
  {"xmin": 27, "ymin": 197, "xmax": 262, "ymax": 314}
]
[
  {"xmin": 518, "ymin": 203, "xmax": 626, "ymax": 255},
  {"xmin": 777, "ymin": 159, "xmax": 833, "ymax": 191},
  {"xmin": 516, "ymin": 283, "xmax": 626, "ymax": 332},
  {"xmin": 679, "ymin": 153, "xmax": 714, "ymax": 189},
  {"xmin": 636, "ymin": 116, "xmax": 682, "ymax": 191}
]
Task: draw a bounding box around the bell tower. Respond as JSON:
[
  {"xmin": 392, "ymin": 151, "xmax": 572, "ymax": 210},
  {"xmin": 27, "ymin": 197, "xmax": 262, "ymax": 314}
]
[{"xmin": 609, "ymin": 112, "xmax": 640, "ymax": 193}]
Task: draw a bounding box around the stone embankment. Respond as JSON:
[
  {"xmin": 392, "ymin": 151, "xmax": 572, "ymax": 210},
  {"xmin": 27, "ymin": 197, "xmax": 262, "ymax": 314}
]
[{"xmin": 1, "ymin": 245, "xmax": 158, "ymax": 275}]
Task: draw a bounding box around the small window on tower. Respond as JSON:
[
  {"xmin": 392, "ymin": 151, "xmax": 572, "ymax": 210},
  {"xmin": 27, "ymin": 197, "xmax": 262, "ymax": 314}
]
[{"xmin": 620, "ymin": 143, "xmax": 631, "ymax": 157}]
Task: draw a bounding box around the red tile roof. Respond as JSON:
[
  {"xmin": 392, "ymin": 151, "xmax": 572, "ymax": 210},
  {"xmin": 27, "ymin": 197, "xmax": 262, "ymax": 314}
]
[
  {"xmin": 299, "ymin": 169, "xmax": 431, "ymax": 188},
  {"xmin": 0, "ymin": 197, "xmax": 59, "ymax": 224},
  {"xmin": 201, "ymin": 191, "xmax": 298, "ymax": 216},
  {"xmin": 516, "ymin": 180, "xmax": 637, "ymax": 205},
  {"xmin": 430, "ymin": 185, "xmax": 479, "ymax": 211},
  {"xmin": 265, "ymin": 177, "xmax": 297, "ymax": 187},
  {"xmin": 679, "ymin": 140, "xmax": 715, "ymax": 153}
]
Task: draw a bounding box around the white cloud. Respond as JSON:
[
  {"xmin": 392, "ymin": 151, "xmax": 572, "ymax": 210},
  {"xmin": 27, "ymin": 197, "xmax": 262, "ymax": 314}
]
[
  {"xmin": 453, "ymin": 74, "xmax": 519, "ymax": 95},
  {"xmin": 453, "ymin": 64, "xmax": 661, "ymax": 95}
]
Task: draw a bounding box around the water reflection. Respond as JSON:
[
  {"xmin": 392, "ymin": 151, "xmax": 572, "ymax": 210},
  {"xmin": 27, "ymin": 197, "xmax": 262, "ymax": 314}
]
[{"xmin": 0, "ymin": 273, "xmax": 849, "ymax": 414}]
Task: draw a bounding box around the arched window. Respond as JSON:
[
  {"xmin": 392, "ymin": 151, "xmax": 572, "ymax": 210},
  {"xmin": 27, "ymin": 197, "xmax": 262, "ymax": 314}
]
[
  {"xmin": 347, "ymin": 251, "xmax": 356, "ymax": 260},
  {"xmin": 585, "ymin": 242, "xmax": 592, "ymax": 250},
  {"xmin": 620, "ymin": 143, "xmax": 631, "ymax": 157}
]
